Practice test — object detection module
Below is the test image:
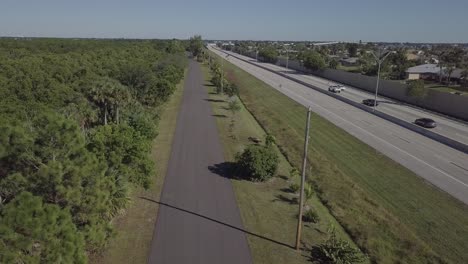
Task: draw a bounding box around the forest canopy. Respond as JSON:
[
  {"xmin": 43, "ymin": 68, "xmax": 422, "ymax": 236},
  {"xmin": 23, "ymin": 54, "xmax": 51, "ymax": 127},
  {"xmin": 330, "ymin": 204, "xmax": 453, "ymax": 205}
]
[{"xmin": 0, "ymin": 38, "xmax": 187, "ymax": 263}]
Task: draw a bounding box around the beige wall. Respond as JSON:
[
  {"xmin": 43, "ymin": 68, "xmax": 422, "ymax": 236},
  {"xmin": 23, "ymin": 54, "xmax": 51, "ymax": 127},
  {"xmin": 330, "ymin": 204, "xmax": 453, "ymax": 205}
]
[{"xmin": 407, "ymin": 73, "xmax": 420, "ymax": 80}]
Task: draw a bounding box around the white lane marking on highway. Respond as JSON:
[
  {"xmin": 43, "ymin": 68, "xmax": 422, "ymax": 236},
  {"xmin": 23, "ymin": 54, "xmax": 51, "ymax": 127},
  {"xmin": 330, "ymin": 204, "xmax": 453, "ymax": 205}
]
[
  {"xmin": 394, "ymin": 135, "xmax": 411, "ymax": 144},
  {"xmin": 450, "ymin": 162, "xmax": 468, "ymax": 173},
  {"xmin": 361, "ymin": 120, "xmax": 373, "ymax": 126},
  {"xmin": 455, "ymin": 132, "xmax": 468, "ymax": 142},
  {"xmin": 214, "ymin": 50, "xmax": 468, "ymax": 188}
]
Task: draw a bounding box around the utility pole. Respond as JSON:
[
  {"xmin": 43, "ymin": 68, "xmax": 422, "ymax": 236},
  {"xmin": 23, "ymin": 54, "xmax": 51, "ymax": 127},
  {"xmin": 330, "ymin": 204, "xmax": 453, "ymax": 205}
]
[
  {"xmin": 221, "ymin": 57, "xmax": 224, "ymax": 94},
  {"xmin": 286, "ymin": 49, "xmax": 289, "ymax": 69},
  {"xmin": 374, "ymin": 61, "xmax": 381, "ymax": 112},
  {"xmin": 371, "ymin": 49, "xmax": 394, "ymax": 112},
  {"xmin": 295, "ymin": 106, "xmax": 312, "ymax": 250}
]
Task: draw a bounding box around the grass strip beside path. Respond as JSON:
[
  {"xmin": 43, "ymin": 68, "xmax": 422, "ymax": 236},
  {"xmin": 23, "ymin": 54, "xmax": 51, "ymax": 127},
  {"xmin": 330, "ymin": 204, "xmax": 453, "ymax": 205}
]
[
  {"xmin": 201, "ymin": 63, "xmax": 364, "ymax": 264},
  {"xmin": 91, "ymin": 71, "xmax": 186, "ymax": 264},
  {"xmin": 208, "ymin": 51, "xmax": 468, "ymax": 264}
]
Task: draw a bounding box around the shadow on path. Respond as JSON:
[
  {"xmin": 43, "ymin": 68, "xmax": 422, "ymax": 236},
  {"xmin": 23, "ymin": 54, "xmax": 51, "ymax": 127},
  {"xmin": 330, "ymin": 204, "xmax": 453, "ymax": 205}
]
[
  {"xmin": 208, "ymin": 162, "xmax": 236, "ymax": 178},
  {"xmin": 139, "ymin": 196, "xmax": 293, "ymax": 249}
]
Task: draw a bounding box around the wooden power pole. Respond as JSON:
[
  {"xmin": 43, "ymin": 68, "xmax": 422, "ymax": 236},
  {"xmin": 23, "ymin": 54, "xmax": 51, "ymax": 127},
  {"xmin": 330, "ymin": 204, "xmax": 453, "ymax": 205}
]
[
  {"xmin": 295, "ymin": 106, "xmax": 312, "ymax": 250},
  {"xmin": 221, "ymin": 57, "xmax": 224, "ymax": 94}
]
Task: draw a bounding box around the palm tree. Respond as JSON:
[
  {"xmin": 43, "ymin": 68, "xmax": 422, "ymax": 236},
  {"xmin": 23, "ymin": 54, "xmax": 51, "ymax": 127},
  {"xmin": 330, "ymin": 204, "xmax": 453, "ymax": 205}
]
[
  {"xmin": 108, "ymin": 82, "xmax": 131, "ymax": 124},
  {"xmin": 88, "ymin": 79, "xmax": 110, "ymax": 125},
  {"xmin": 88, "ymin": 77, "xmax": 130, "ymax": 125}
]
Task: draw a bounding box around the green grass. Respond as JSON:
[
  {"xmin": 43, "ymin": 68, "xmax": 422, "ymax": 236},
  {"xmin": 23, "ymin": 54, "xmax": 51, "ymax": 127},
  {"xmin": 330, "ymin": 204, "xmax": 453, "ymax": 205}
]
[
  {"xmin": 426, "ymin": 85, "xmax": 468, "ymax": 95},
  {"xmin": 337, "ymin": 64, "xmax": 361, "ymax": 73},
  {"xmin": 90, "ymin": 72, "xmax": 186, "ymax": 264},
  {"xmin": 201, "ymin": 64, "xmax": 366, "ymax": 264},
  {"xmin": 424, "ymin": 80, "xmax": 468, "ymax": 95},
  {"xmin": 208, "ymin": 51, "xmax": 468, "ymax": 264}
]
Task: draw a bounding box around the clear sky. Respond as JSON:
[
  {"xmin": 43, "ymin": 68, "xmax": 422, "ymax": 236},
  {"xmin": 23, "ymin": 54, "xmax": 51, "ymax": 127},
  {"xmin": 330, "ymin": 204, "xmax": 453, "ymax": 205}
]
[{"xmin": 1, "ymin": 0, "xmax": 467, "ymax": 43}]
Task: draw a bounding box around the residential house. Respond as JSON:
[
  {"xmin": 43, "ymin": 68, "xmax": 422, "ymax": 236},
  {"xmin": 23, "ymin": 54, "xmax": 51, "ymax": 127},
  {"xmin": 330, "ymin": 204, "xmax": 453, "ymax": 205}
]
[
  {"xmin": 406, "ymin": 64, "xmax": 441, "ymax": 80},
  {"xmin": 406, "ymin": 64, "xmax": 463, "ymax": 83},
  {"xmin": 340, "ymin": 57, "xmax": 359, "ymax": 66}
]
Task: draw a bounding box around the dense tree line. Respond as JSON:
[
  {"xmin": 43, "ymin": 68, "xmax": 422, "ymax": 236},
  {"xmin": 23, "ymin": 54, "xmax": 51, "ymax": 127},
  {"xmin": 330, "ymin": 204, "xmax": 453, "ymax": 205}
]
[
  {"xmin": 259, "ymin": 46, "xmax": 279, "ymax": 63},
  {"xmin": 300, "ymin": 50, "xmax": 327, "ymax": 71},
  {"xmin": 0, "ymin": 38, "xmax": 187, "ymax": 262}
]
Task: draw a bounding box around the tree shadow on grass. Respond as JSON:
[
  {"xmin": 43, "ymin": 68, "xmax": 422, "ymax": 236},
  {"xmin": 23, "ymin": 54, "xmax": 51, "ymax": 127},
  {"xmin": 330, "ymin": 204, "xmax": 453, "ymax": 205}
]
[
  {"xmin": 204, "ymin": 98, "xmax": 225, "ymax": 103},
  {"xmin": 280, "ymin": 187, "xmax": 294, "ymax": 193},
  {"xmin": 138, "ymin": 196, "xmax": 293, "ymax": 249},
  {"xmin": 272, "ymin": 194, "xmax": 298, "ymax": 204}
]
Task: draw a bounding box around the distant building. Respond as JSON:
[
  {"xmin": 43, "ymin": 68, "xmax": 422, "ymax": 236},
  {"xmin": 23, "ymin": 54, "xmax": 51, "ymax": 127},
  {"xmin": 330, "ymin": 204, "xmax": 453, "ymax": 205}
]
[
  {"xmin": 445, "ymin": 69, "xmax": 463, "ymax": 80},
  {"xmin": 328, "ymin": 55, "xmax": 340, "ymax": 60},
  {"xmin": 406, "ymin": 64, "xmax": 440, "ymax": 80},
  {"xmin": 340, "ymin": 57, "xmax": 359, "ymax": 66},
  {"xmin": 406, "ymin": 64, "xmax": 463, "ymax": 83}
]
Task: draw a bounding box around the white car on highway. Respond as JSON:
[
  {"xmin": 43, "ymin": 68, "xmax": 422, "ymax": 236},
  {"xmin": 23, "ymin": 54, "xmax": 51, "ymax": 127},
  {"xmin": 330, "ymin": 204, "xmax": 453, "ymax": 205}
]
[{"xmin": 328, "ymin": 84, "xmax": 346, "ymax": 93}]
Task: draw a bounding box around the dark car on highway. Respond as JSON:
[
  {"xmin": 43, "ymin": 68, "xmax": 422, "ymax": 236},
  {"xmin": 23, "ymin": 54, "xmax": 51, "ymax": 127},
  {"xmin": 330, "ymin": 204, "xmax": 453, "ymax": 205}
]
[
  {"xmin": 415, "ymin": 118, "xmax": 437, "ymax": 128},
  {"xmin": 362, "ymin": 99, "xmax": 378, "ymax": 106}
]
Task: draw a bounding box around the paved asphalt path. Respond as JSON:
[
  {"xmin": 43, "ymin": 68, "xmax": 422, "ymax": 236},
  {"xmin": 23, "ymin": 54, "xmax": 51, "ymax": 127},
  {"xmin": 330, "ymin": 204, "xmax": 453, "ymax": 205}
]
[
  {"xmin": 147, "ymin": 60, "xmax": 252, "ymax": 264},
  {"xmin": 209, "ymin": 46, "xmax": 468, "ymax": 205}
]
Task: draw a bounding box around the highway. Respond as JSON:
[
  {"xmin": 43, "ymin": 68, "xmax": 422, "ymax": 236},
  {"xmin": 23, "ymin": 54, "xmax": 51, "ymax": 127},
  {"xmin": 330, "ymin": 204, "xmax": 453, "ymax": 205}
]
[
  {"xmin": 209, "ymin": 45, "xmax": 468, "ymax": 205},
  {"xmin": 222, "ymin": 49, "xmax": 468, "ymax": 146},
  {"xmin": 261, "ymin": 60, "xmax": 468, "ymax": 145}
]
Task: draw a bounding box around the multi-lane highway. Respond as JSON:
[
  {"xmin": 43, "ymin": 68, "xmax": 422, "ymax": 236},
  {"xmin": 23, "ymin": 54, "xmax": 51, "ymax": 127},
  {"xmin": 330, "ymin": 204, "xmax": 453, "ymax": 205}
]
[
  {"xmin": 221, "ymin": 48, "xmax": 468, "ymax": 146},
  {"xmin": 257, "ymin": 59, "xmax": 468, "ymax": 145},
  {"xmin": 209, "ymin": 45, "xmax": 468, "ymax": 205}
]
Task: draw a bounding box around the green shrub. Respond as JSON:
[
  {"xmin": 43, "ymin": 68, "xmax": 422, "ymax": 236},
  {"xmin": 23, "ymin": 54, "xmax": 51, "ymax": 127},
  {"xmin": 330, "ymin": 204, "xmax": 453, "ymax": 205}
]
[
  {"xmin": 407, "ymin": 79, "xmax": 427, "ymax": 98},
  {"xmin": 304, "ymin": 183, "xmax": 314, "ymax": 201},
  {"xmin": 302, "ymin": 50, "xmax": 326, "ymax": 71},
  {"xmin": 225, "ymin": 83, "xmax": 239, "ymax": 97},
  {"xmin": 329, "ymin": 59, "xmax": 338, "ymax": 69},
  {"xmin": 210, "ymin": 70, "xmax": 229, "ymax": 93},
  {"xmin": 235, "ymin": 145, "xmax": 278, "ymax": 181},
  {"xmin": 302, "ymin": 208, "xmax": 320, "ymax": 223},
  {"xmin": 265, "ymin": 134, "xmax": 276, "ymax": 147},
  {"xmin": 289, "ymin": 183, "xmax": 300, "ymax": 193},
  {"xmin": 259, "ymin": 47, "xmax": 279, "ymax": 63},
  {"xmin": 311, "ymin": 226, "xmax": 367, "ymax": 264},
  {"xmin": 289, "ymin": 168, "xmax": 300, "ymax": 178}
]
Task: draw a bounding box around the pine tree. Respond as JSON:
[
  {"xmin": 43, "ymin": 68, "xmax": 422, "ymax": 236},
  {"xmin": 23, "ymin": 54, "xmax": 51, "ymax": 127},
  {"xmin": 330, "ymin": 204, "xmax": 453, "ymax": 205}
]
[{"xmin": 0, "ymin": 192, "xmax": 86, "ymax": 264}]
